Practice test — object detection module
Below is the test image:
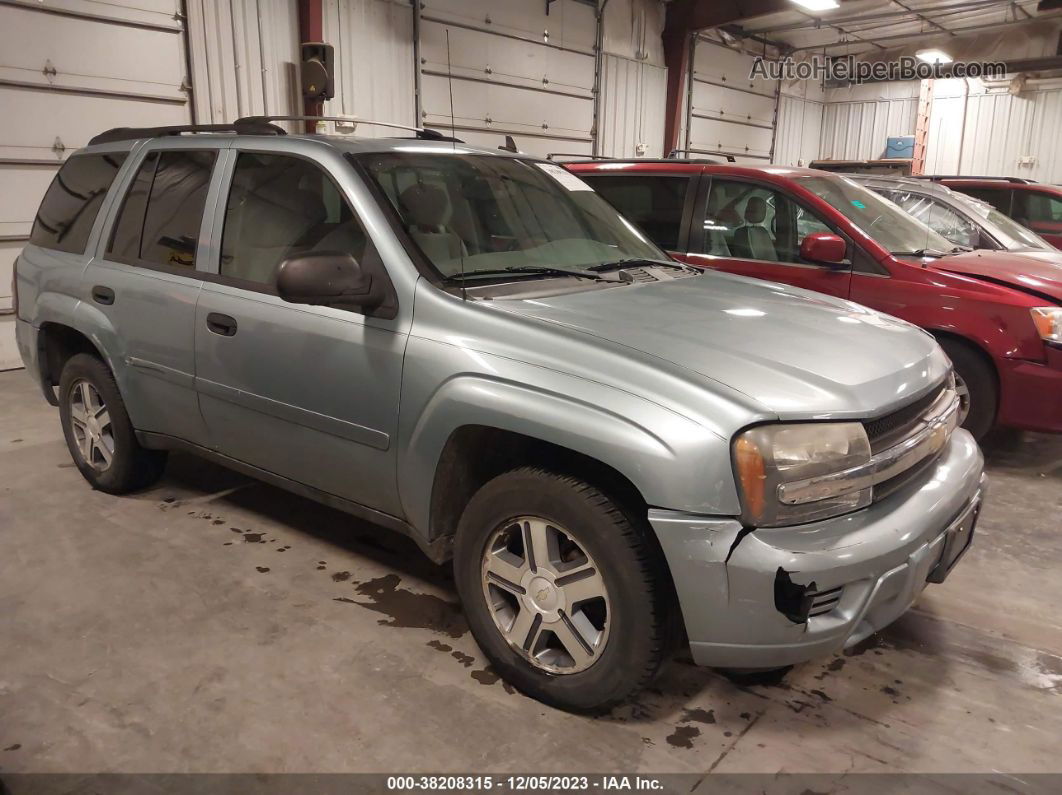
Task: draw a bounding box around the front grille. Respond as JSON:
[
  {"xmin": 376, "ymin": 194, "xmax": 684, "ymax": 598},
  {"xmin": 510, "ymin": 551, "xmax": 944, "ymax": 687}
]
[
  {"xmin": 864, "ymin": 381, "xmax": 946, "ymax": 454},
  {"xmin": 808, "ymin": 586, "xmax": 844, "ymax": 617},
  {"xmin": 873, "ymin": 446, "xmax": 941, "ymax": 502}
]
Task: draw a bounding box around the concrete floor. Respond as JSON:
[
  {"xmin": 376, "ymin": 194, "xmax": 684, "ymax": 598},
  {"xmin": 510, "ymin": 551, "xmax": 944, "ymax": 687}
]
[{"xmin": 1, "ymin": 368, "xmax": 1061, "ymax": 775}]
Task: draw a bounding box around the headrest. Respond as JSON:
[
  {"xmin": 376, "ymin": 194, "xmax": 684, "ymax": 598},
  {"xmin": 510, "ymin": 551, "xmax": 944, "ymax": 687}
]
[
  {"xmin": 744, "ymin": 196, "xmax": 768, "ymax": 225},
  {"xmin": 399, "ymin": 183, "xmax": 450, "ymax": 229}
]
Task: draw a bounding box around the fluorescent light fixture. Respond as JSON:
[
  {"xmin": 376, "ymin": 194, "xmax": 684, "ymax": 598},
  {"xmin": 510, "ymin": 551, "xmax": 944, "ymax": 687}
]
[
  {"xmin": 916, "ymin": 48, "xmax": 953, "ymax": 64},
  {"xmin": 790, "ymin": 0, "xmax": 840, "ymax": 11}
]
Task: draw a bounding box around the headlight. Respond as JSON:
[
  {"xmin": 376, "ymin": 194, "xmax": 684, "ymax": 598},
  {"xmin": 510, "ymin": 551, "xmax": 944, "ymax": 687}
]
[
  {"xmin": 734, "ymin": 422, "xmax": 872, "ymax": 527},
  {"xmin": 1031, "ymin": 307, "xmax": 1062, "ymax": 344}
]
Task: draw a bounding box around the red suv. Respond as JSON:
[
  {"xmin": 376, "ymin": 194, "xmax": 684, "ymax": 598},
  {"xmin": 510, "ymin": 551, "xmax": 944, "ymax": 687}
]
[
  {"xmin": 568, "ymin": 160, "xmax": 1062, "ymax": 439},
  {"xmin": 922, "ymin": 176, "xmax": 1062, "ymax": 250}
]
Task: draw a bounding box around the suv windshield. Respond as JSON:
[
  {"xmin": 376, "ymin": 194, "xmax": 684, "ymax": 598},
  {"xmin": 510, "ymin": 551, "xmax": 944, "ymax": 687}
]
[
  {"xmin": 357, "ymin": 150, "xmax": 665, "ymax": 280},
  {"xmin": 950, "ymin": 191, "xmax": 1052, "ymax": 250},
  {"xmin": 796, "ymin": 175, "xmax": 955, "ymax": 257}
]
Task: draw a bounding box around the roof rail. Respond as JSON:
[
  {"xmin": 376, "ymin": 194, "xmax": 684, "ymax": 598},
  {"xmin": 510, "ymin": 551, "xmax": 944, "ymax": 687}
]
[
  {"xmin": 668, "ymin": 148, "xmax": 737, "ymax": 163},
  {"xmin": 916, "ymin": 175, "xmax": 1038, "ymax": 184},
  {"xmin": 546, "ymin": 153, "xmax": 614, "ymax": 161},
  {"xmin": 89, "ymin": 120, "xmax": 286, "ymax": 145},
  {"xmin": 234, "ymin": 115, "xmax": 461, "ymax": 142}
]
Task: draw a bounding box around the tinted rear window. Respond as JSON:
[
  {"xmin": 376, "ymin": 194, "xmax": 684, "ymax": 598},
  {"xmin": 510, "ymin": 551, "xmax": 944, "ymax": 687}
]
[
  {"xmin": 107, "ymin": 149, "xmax": 217, "ymax": 269},
  {"xmin": 29, "ymin": 153, "xmax": 128, "ymax": 254},
  {"xmin": 581, "ymin": 175, "xmax": 690, "ymax": 250}
]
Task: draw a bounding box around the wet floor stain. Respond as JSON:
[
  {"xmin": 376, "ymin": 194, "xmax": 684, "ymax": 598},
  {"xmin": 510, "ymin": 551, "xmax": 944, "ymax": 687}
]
[
  {"xmin": 331, "ymin": 571, "xmax": 352, "ymax": 582},
  {"xmin": 665, "ymin": 725, "xmax": 700, "ymax": 749},
  {"xmin": 681, "ymin": 707, "xmax": 716, "ymax": 724},
  {"xmin": 242, "ymin": 533, "xmax": 266, "ymax": 544},
  {"xmin": 470, "ymin": 667, "xmax": 499, "ymax": 685},
  {"xmin": 451, "ymin": 650, "xmax": 474, "ymax": 668},
  {"xmin": 256, "ymin": 567, "xmax": 270, "ymax": 574},
  {"xmin": 426, "ymin": 640, "xmax": 452, "ymax": 653},
  {"xmin": 57, "ymin": 462, "xmax": 74, "ymax": 469},
  {"xmin": 3, "ymin": 744, "xmax": 21, "ymax": 752},
  {"xmin": 345, "ymin": 574, "xmax": 468, "ymax": 639},
  {"xmin": 277, "ymin": 545, "xmax": 291, "ymax": 552}
]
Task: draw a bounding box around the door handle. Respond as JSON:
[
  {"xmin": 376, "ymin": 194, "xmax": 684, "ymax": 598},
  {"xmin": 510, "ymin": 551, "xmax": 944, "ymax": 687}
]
[
  {"xmin": 206, "ymin": 312, "xmax": 238, "ymax": 337},
  {"xmin": 91, "ymin": 285, "xmax": 115, "ymax": 305}
]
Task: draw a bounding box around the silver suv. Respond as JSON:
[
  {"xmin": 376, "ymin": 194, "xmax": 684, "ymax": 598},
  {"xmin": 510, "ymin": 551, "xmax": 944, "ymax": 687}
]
[{"xmin": 13, "ymin": 118, "xmax": 985, "ymax": 712}]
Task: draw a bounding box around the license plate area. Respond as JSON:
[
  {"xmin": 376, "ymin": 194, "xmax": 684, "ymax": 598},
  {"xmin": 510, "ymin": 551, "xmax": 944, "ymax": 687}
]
[{"xmin": 927, "ymin": 494, "xmax": 981, "ymax": 584}]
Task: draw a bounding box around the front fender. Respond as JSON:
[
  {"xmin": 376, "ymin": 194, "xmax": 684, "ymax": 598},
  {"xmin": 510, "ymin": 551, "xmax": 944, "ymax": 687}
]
[{"xmin": 397, "ymin": 359, "xmax": 741, "ymax": 538}]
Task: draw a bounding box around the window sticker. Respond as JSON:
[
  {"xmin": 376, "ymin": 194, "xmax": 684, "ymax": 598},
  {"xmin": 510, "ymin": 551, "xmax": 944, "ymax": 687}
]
[
  {"xmin": 535, "ymin": 162, "xmax": 594, "ymax": 191},
  {"xmin": 851, "ymin": 199, "xmax": 867, "ymax": 209}
]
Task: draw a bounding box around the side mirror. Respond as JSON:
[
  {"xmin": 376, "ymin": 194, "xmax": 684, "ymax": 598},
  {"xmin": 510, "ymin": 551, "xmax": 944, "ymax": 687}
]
[
  {"xmin": 276, "ymin": 251, "xmax": 383, "ymax": 309},
  {"xmin": 799, "ymin": 232, "xmax": 848, "ymax": 267}
]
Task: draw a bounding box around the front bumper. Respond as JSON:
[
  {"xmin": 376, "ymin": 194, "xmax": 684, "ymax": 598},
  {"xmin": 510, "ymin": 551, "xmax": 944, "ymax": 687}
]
[
  {"xmin": 996, "ymin": 345, "xmax": 1062, "ymax": 434},
  {"xmin": 651, "ymin": 429, "xmax": 985, "ymax": 669}
]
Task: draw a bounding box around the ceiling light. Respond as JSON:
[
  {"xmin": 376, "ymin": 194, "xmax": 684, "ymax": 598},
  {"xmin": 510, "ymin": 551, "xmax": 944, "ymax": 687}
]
[
  {"xmin": 790, "ymin": 0, "xmax": 840, "ymax": 11},
  {"xmin": 916, "ymin": 48, "xmax": 953, "ymax": 64}
]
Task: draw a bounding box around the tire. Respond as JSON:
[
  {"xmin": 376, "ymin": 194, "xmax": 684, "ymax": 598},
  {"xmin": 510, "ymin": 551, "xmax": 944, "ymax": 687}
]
[
  {"xmin": 937, "ymin": 338, "xmax": 997, "ymax": 442},
  {"xmin": 58, "ymin": 353, "xmax": 168, "ymax": 494},
  {"xmin": 453, "ymin": 466, "xmax": 669, "ymax": 713}
]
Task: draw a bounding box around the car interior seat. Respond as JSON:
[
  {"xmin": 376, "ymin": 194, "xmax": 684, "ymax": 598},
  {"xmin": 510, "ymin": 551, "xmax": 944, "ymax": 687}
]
[
  {"xmin": 733, "ymin": 196, "xmax": 778, "ymax": 261},
  {"xmin": 398, "ymin": 183, "xmax": 467, "ymax": 266}
]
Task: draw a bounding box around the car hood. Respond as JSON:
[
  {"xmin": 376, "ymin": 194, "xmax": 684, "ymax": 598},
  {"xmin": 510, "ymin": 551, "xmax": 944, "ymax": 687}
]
[
  {"xmin": 933, "ymin": 249, "xmax": 1062, "ymax": 302},
  {"xmin": 492, "ymin": 272, "xmax": 948, "ymax": 419}
]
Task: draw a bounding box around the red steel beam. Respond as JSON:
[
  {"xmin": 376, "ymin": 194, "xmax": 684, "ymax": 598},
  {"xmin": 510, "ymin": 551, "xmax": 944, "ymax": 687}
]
[{"xmin": 298, "ymin": 0, "xmax": 324, "ymax": 132}]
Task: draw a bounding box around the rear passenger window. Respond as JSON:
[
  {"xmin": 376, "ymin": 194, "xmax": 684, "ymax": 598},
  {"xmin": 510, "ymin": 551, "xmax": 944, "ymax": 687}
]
[
  {"xmin": 107, "ymin": 150, "xmax": 217, "ymax": 269},
  {"xmin": 582, "ymin": 175, "xmax": 690, "ymax": 250},
  {"xmin": 30, "ymin": 153, "xmax": 128, "ymax": 254},
  {"xmin": 219, "ymin": 153, "xmax": 368, "ymax": 286}
]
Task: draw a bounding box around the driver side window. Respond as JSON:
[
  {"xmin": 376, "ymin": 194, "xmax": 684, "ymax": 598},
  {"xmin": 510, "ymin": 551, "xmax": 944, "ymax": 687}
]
[
  {"xmin": 703, "ymin": 179, "xmax": 832, "ymax": 264},
  {"xmin": 220, "ymin": 152, "xmax": 369, "ymax": 286}
]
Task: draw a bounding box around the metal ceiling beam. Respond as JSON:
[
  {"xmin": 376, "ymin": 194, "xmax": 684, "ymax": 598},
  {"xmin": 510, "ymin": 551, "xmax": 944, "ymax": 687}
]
[
  {"xmin": 747, "ymin": 0, "xmax": 1033, "ymax": 35},
  {"xmin": 792, "ymin": 14, "xmax": 1051, "ymax": 51}
]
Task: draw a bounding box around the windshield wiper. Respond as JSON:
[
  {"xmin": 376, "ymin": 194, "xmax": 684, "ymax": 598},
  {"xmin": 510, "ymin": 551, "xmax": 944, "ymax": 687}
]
[
  {"xmin": 445, "ymin": 266, "xmax": 605, "ymax": 282},
  {"xmin": 890, "ymin": 248, "xmax": 948, "ymax": 258},
  {"xmin": 588, "ymin": 258, "xmax": 696, "ymax": 273}
]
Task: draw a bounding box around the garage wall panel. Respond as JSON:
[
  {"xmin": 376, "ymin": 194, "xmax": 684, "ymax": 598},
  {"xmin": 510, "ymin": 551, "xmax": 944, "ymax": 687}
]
[
  {"xmin": 185, "ymin": 0, "xmax": 300, "ymax": 123},
  {"xmin": 774, "ymin": 94, "xmax": 824, "ymax": 167},
  {"xmin": 418, "ymin": 0, "xmax": 596, "ymax": 158},
  {"xmin": 818, "ymin": 83, "xmax": 918, "ymax": 161},
  {"xmin": 323, "ymin": 0, "xmax": 415, "ymax": 130},
  {"xmin": 598, "ymin": 54, "xmax": 666, "ymax": 159},
  {"xmin": 687, "ymin": 38, "xmax": 778, "ymax": 162}
]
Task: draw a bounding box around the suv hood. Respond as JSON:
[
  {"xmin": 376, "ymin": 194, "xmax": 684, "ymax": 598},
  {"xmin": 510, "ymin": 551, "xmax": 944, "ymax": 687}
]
[
  {"xmin": 933, "ymin": 249, "xmax": 1062, "ymax": 302},
  {"xmin": 492, "ymin": 271, "xmax": 948, "ymax": 419}
]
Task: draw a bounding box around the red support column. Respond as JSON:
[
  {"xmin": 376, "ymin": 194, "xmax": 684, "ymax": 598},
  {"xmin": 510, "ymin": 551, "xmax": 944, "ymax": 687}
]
[
  {"xmin": 662, "ymin": 30, "xmax": 690, "ymax": 157},
  {"xmin": 298, "ymin": 0, "xmax": 325, "ymax": 132}
]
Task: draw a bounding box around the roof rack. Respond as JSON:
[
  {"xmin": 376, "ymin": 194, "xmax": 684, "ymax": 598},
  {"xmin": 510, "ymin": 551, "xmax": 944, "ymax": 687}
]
[
  {"xmin": 89, "ymin": 120, "xmax": 286, "ymax": 145},
  {"xmin": 668, "ymin": 148, "xmax": 737, "ymax": 163},
  {"xmin": 546, "ymin": 153, "xmax": 614, "ymax": 161},
  {"xmin": 234, "ymin": 115, "xmax": 461, "ymax": 142},
  {"xmin": 915, "ymin": 175, "xmax": 1038, "ymax": 184},
  {"xmin": 546, "ymin": 153, "xmax": 726, "ymax": 165}
]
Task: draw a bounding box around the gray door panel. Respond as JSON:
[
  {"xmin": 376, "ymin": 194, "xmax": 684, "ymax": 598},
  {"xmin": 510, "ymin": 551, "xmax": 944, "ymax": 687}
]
[{"xmin": 194, "ymin": 283, "xmax": 406, "ymax": 515}]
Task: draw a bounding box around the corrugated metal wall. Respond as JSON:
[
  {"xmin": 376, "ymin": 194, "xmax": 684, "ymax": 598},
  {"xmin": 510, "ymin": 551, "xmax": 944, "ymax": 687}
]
[
  {"xmin": 817, "ymin": 82, "xmax": 919, "ymax": 161},
  {"xmin": 773, "ymin": 76, "xmax": 825, "ymax": 167},
  {"xmin": 925, "ymin": 78, "xmax": 1062, "ymax": 182},
  {"xmin": 185, "ymin": 0, "xmax": 301, "ymax": 124},
  {"xmin": 598, "ymin": 54, "xmax": 666, "ymax": 158},
  {"xmin": 323, "ymin": 0, "xmax": 415, "ymax": 131}
]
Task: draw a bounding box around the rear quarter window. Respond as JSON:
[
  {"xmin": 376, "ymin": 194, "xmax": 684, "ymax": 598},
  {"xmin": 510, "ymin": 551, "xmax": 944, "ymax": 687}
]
[{"xmin": 29, "ymin": 153, "xmax": 128, "ymax": 254}]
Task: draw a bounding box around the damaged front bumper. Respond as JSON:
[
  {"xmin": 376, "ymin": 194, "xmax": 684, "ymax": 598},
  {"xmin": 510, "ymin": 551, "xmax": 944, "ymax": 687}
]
[{"xmin": 651, "ymin": 429, "xmax": 985, "ymax": 669}]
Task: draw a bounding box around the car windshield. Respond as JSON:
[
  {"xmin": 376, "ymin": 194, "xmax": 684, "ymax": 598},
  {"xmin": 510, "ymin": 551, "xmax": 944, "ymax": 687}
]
[
  {"xmin": 796, "ymin": 175, "xmax": 955, "ymax": 257},
  {"xmin": 357, "ymin": 150, "xmax": 665, "ymax": 280},
  {"xmin": 949, "ymin": 191, "xmax": 1052, "ymax": 251}
]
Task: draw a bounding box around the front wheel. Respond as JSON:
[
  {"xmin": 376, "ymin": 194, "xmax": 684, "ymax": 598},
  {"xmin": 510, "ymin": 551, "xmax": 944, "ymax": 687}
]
[
  {"xmin": 453, "ymin": 467, "xmax": 669, "ymax": 713},
  {"xmin": 938, "ymin": 338, "xmax": 997, "ymax": 442},
  {"xmin": 58, "ymin": 353, "xmax": 168, "ymax": 493}
]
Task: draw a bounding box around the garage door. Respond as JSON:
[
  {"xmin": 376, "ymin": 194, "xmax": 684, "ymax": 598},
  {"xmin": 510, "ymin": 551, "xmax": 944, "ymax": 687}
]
[
  {"xmin": 417, "ymin": 0, "xmax": 598, "ymax": 159},
  {"xmin": 0, "ymin": 0, "xmax": 192, "ymax": 370},
  {"xmin": 684, "ymin": 37, "xmax": 778, "ymax": 163}
]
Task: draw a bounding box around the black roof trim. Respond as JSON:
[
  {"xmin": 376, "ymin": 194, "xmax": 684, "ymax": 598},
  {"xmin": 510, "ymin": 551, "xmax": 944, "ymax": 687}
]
[{"xmin": 89, "ymin": 120, "xmax": 286, "ymax": 145}]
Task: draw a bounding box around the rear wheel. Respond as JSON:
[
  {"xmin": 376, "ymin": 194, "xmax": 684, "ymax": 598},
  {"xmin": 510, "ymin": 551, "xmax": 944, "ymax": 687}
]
[
  {"xmin": 58, "ymin": 353, "xmax": 167, "ymax": 493},
  {"xmin": 453, "ymin": 467, "xmax": 668, "ymax": 713},
  {"xmin": 938, "ymin": 338, "xmax": 997, "ymax": 441}
]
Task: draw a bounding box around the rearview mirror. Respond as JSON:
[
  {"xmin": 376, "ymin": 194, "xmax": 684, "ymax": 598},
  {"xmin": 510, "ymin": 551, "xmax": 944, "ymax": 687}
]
[
  {"xmin": 276, "ymin": 252, "xmax": 383, "ymax": 309},
  {"xmin": 799, "ymin": 232, "xmax": 848, "ymax": 267}
]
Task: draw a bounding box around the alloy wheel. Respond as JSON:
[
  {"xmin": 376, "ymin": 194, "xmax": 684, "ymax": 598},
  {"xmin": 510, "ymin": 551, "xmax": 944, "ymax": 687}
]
[
  {"xmin": 953, "ymin": 372, "xmax": 971, "ymax": 425},
  {"xmin": 69, "ymin": 379, "xmax": 114, "ymax": 472},
  {"xmin": 480, "ymin": 516, "xmax": 610, "ymax": 674}
]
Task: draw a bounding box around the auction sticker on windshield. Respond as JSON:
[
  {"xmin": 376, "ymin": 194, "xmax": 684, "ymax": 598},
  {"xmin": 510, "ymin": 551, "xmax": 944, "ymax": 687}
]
[{"xmin": 536, "ymin": 162, "xmax": 594, "ymax": 191}]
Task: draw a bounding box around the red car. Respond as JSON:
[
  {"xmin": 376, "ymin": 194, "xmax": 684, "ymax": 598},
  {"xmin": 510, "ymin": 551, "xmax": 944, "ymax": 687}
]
[
  {"xmin": 922, "ymin": 176, "xmax": 1062, "ymax": 251},
  {"xmin": 568, "ymin": 160, "xmax": 1062, "ymax": 439}
]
